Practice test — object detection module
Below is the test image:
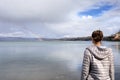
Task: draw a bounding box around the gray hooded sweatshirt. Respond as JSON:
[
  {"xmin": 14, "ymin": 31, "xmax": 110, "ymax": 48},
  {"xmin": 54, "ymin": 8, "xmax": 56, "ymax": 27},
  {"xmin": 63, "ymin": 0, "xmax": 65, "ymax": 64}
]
[{"xmin": 81, "ymin": 45, "xmax": 114, "ymax": 80}]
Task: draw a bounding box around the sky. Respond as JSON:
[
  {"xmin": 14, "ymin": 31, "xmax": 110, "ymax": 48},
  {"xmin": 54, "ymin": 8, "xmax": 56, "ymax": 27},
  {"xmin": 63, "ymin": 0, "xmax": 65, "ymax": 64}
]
[{"xmin": 0, "ymin": 0, "xmax": 120, "ymax": 38}]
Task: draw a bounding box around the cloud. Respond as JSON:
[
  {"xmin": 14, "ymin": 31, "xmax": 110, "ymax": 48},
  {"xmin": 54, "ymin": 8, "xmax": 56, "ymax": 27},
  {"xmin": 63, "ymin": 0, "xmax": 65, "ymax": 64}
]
[
  {"xmin": 81, "ymin": 15, "xmax": 93, "ymax": 19},
  {"xmin": 0, "ymin": 0, "xmax": 120, "ymax": 38},
  {"xmin": 0, "ymin": 0, "xmax": 76, "ymax": 23},
  {"xmin": 0, "ymin": 31, "xmax": 25, "ymax": 37},
  {"xmin": 0, "ymin": 0, "xmax": 102, "ymax": 23}
]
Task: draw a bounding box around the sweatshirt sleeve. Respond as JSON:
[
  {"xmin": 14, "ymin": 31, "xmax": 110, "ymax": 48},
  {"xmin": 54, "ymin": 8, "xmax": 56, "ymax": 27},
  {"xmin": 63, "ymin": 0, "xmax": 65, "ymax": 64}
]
[
  {"xmin": 81, "ymin": 49, "xmax": 91, "ymax": 80},
  {"xmin": 109, "ymin": 49, "xmax": 115, "ymax": 80}
]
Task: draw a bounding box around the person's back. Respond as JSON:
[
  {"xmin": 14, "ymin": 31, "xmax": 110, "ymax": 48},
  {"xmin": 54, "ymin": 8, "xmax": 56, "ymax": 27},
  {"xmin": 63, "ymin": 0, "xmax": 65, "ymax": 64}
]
[{"xmin": 81, "ymin": 30, "xmax": 114, "ymax": 80}]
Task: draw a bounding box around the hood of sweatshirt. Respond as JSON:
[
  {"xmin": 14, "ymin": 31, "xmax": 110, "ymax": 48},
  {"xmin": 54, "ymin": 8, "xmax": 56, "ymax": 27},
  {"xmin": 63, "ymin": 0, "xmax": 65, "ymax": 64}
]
[{"xmin": 86, "ymin": 45, "xmax": 112, "ymax": 60}]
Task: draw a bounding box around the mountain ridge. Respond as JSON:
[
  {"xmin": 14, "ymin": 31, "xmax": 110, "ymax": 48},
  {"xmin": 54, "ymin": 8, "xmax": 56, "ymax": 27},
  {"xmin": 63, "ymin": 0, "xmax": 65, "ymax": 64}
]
[{"xmin": 0, "ymin": 32, "xmax": 120, "ymax": 41}]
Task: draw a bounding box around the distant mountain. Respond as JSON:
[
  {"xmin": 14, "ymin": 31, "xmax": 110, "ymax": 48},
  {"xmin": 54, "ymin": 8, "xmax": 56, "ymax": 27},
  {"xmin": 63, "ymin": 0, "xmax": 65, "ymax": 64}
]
[
  {"xmin": 58, "ymin": 36, "xmax": 91, "ymax": 41},
  {"xmin": 0, "ymin": 37, "xmax": 39, "ymax": 41},
  {"xmin": 0, "ymin": 37, "xmax": 59, "ymax": 41},
  {"xmin": 113, "ymin": 31, "xmax": 120, "ymax": 40},
  {"xmin": 58, "ymin": 32, "xmax": 120, "ymax": 41},
  {"xmin": 0, "ymin": 31, "xmax": 120, "ymax": 42}
]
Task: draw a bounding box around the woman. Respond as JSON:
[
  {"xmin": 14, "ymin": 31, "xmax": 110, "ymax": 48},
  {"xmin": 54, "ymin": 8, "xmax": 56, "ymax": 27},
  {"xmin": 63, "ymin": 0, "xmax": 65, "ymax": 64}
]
[{"xmin": 81, "ymin": 30, "xmax": 114, "ymax": 80}]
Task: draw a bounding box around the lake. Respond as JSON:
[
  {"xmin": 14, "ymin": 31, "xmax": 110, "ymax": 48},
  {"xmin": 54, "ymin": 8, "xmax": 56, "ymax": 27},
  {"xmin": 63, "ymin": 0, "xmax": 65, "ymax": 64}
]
[{"xmin": 0, "ymin": 41, "xmax": 120, "ymax": 80}]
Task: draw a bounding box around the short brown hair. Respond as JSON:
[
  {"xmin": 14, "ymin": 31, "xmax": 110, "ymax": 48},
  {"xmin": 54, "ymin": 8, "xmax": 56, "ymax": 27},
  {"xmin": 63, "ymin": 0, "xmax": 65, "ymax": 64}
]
[{"xmin": 92, "ymin": 30, "xmax": 103, "ymax": 42}]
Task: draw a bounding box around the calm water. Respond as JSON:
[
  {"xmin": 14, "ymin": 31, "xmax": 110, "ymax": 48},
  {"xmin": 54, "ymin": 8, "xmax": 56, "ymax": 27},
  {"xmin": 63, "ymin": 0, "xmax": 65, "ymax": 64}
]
[{"xmin": 0, "ymin": 41, "xmax": 120, "ymax": 80}]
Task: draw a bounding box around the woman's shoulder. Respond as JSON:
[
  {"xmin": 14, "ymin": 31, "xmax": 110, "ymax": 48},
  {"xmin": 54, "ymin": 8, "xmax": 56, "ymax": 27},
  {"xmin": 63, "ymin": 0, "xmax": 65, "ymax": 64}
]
[{"xmin": 84, "ymin": 46, "xmax": 93, "ymax": 56}]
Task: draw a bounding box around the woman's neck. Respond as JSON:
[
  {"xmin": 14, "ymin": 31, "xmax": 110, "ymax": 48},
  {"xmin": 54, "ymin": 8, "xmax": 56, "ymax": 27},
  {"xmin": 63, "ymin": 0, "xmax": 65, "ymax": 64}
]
[{"xmin": 94, "ymin": 42, "xmax": 101, "ymax": 47}]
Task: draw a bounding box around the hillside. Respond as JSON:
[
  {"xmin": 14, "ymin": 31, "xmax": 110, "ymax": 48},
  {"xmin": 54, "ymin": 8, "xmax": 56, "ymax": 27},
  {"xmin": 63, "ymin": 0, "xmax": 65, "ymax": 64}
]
[
  {"xmin": 113, "ymin": 31, "xmax": 120, "ymax": 40},
  {"xmin": 59, "ymin": 32, "xmax": 120, "ymax": 41},
  {"xmin": 0, "ymin": 32, "xmax": 120, "ymax": 41}
]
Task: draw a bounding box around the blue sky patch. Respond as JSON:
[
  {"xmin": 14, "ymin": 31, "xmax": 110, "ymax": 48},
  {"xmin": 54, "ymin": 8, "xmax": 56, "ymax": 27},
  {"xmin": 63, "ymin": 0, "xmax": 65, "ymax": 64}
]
[{"xmin": 78, "ymin": 4, "xmax": 113, "ymax": 17}]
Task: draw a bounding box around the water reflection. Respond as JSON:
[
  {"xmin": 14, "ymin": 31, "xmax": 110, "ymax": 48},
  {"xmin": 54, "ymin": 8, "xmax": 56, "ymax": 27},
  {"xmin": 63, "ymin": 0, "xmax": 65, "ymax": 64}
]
[
  {"xmin": 111, "ymin": 42, "xmax": 120, "ymax": 52},
  {"xmin": 0, "ymin": 41, "xmax": 120, "ymax": 80}
]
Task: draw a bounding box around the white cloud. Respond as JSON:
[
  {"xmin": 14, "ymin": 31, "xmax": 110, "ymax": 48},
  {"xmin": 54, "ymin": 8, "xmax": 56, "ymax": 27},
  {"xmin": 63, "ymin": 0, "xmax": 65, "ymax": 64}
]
[
  {"xmin": 0, "ymin": 0, "xmax": 119, "ymax": 38},
  {"xmin": 0, "ymin": 0, "xmax": 75, "ymax": 22},
  {"xmin": 0, "ymin": 0, "xmax": 102, "ymax": 23},
  {"xmin": 81, "ymin": 15, "xmax": 93, "ymax": 20},
  {"xmin": 0, "ymin": 32, "xmax": 25, "ymax": 37},
  {"xmin": 0, "ymin": 30, "xmax": 43, "ymax": 38}
]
